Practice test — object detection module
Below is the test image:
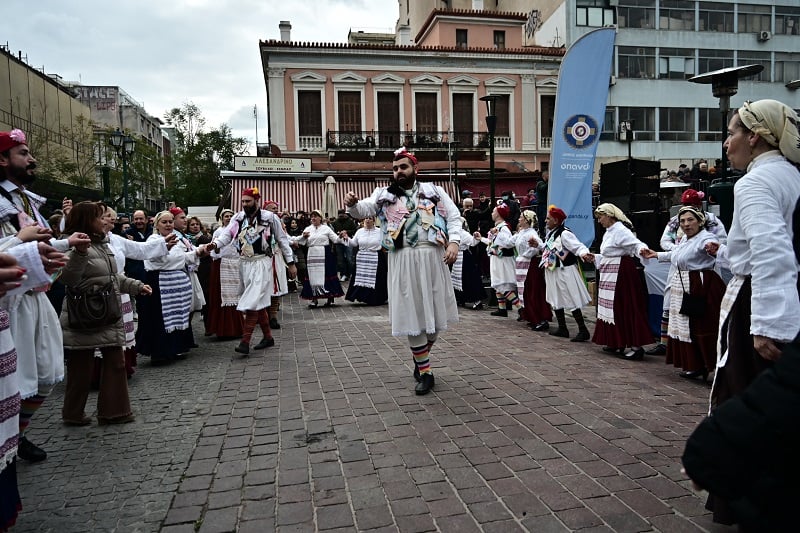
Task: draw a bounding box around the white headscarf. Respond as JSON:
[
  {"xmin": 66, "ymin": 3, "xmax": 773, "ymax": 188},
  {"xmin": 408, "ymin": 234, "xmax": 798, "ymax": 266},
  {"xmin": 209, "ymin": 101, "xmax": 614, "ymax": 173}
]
[
  {"xmin": 739, "ymin": 99, "xmax": 800, "ymax": 165},
  {"xmin": 595, "ymin": 203, "xmax": 632, "ymax": 227}
]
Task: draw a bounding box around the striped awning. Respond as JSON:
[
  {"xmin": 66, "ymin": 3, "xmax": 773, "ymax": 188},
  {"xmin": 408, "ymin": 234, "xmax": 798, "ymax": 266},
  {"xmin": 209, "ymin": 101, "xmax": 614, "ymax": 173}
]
[{"xmin": 224, "ymin": 173, "xmax": 457, "ymax": 217}]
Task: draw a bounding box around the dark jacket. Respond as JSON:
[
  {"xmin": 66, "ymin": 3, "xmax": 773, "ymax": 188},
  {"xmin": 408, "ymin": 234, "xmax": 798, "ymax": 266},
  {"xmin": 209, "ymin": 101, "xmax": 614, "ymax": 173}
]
[{"xmin": 124, "ymin": 225, "xmax": 152, "ymax": 282}]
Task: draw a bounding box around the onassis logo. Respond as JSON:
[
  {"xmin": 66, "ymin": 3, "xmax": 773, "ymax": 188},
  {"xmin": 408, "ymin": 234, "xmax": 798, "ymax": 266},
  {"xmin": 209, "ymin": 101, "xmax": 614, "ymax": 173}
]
[{"xmin": 563, "ymin": 115, "xmax": 599, "ymax": 149}]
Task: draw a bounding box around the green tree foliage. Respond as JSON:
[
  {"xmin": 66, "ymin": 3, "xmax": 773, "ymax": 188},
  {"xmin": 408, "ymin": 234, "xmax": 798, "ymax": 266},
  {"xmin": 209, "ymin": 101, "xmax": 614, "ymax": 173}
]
[{"xmin": 164, "ymin": 102, "xmax": 248, "ymax": 207}]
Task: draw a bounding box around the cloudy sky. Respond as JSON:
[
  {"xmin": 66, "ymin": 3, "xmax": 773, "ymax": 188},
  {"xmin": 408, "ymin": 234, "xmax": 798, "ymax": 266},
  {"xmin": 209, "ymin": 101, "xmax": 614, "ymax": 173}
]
[{"xmin": 4, "ymin": 0, "xmax": 398, "ymax": 153}]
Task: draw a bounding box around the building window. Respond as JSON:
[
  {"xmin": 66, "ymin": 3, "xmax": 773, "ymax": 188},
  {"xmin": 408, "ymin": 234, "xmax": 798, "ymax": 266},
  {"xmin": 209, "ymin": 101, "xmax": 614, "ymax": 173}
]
[
  {"xmin": 737, "ymin": 50, "xmax": 771, "ymax": 81},
  {"xmin": 494, "ymin": 94, "xmax": 510, "ymax": 138},
  {"xmin": 456, "ymin": 29, "xmax": 468, "ymax": 48},
  {"xmin": 660, "ymin": 107, "xmax": 694, "ymax": 141},
  {"xmin": 776, "ymin": 53, "xmax": 800, "ymax": 85},
  {"xmin": 337, "ymin": 91, "xmax": 362, "ymax": 133},
  {"xmin": 699, "ymin": 2, "xmax": 734, "ymax": 32},
  {"xmin": 617, "ymin": 0, "xmax": 656, "ymax": 29},
  {"xmin": 618, "ymin": 107, "xmax": 655, "ymax": 141},
  {"xmin": 298, "ymin": 90, "xmax": 322, "ymax": 137},
  {"xmin": 699, "ymin": 108, "xmax": 724, "ymax": 142},
  {"xmin": 576, "ymin": 0, "xmax": 615, "ymax": 27},
  {"xmin": 658, "ymin": 47, "xmax": 695, "ymax": 79},
  {"xmin": 658, "ymin": 0, "xmax": 694, "ymax": 30},
  {"xmin": 415, "ymin": 92, "xmax": 438, "ymax": 133},
  {"xmin": 493, "ymin": 30, "xmax": 506, "ymax": 49},
  {"xmin": 738, "ymin": 4, "xmax": 772, "ymax": 34},
  {"xmin": 698, "ymin": 48, "xmax": 734, "ymax": 73},
  {"xmin": 776, "ymin": 6, "xmax": 800, "ymax": 35},
  {"xmin": 618, "ymin": 46, "xmax": 656, "ymax": 78},
  {"xmin": 600, "ymin": 108, "xmax": 615, "ymax": 141}
]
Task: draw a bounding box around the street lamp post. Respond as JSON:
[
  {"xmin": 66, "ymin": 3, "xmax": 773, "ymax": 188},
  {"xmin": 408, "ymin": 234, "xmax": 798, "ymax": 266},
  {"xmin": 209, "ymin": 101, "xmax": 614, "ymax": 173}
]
[
  {"xmin": 688, "ymin": 64, "xmax": 763, "ymax": 180},
  {"xmin": 480, "ymin": 95, "xmax": 499, "ymax": 206},
  {"xmin": 109, "ymin": 129, "xmax": 136, "ymax": 214}
]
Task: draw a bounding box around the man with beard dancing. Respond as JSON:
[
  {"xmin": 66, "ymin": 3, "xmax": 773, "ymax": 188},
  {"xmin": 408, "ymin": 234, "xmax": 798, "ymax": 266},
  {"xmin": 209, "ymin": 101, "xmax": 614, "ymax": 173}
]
[
  {"xmin": 207, "ymin": 187, "xmax": 296, "ymax": 355},
  {"xmin": 344, "ymin": 148, "xmax": 461, "ymax": 395},
  {"xmin": 0, "ymin": 129, "xmax": 89, "ymax": 462}
]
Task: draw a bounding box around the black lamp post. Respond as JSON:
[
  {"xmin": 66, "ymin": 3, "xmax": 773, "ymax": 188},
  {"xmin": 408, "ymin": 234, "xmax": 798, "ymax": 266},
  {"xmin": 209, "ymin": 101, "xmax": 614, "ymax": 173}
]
[
  {"xmin": 109, "ymin": 129, "xmax": 136, "ymax": 214},
  {"xmin": 688, "ymin": 64, "xmax": 763, "ymax": 180},
  {"xmin": 480, "ymin": 95, "xmax": 499, "ymax": 206}
]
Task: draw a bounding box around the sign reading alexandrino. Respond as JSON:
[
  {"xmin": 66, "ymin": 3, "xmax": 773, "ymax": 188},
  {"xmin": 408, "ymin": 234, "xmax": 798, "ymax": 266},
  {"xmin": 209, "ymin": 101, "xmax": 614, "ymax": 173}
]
[{"xmin": 233, "ymin": 156, "xmax": 312, "ymax": 173}]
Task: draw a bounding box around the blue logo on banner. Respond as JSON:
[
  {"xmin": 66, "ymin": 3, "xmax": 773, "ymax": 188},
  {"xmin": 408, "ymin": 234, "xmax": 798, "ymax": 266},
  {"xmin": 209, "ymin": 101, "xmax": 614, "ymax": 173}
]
[{"xmin": 563, "ymin": 115, "xmax": 598, "ymax": 149}]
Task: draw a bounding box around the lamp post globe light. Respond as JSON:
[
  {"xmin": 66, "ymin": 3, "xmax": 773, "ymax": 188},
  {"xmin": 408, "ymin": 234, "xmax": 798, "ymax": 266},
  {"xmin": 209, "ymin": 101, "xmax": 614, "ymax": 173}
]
[
  {"xmin": 480, "ymin": 94, "xmax": 499, "ymax": 206},
  {"xmin": 109, "ymin": 128, "xmax": 136, "ymax": 214}
]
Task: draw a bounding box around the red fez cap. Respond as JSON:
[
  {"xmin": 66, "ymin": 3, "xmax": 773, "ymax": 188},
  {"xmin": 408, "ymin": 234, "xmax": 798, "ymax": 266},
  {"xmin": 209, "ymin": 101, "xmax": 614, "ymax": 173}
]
[
  {"xmin": 548, "ymin": 205, "xmax": 567, "ymax": 224},
  {"xmin": 0, "ymin": 129, "xmax": 27, "ymax": 153},
  {"xmin": 168, "ymin": 206, "xmax": 184, "ymax": 217},
  {"xmin": 495, "ymin": 202, "xmax": 510, "ymax": 220},
  {"xmin": 393, "ymin": 146, "xmax": 418, "ymax": 166},
  {"xmin": 243, "ymin": 186, "xmax": 261, "ymax": 199},
  {"xmin": 262, "ymin": 199, "xmax": 278, "ymax": 208},
  {"xmin": 681, "ymin": 189, "xmax": 704, "ymax": 206}
]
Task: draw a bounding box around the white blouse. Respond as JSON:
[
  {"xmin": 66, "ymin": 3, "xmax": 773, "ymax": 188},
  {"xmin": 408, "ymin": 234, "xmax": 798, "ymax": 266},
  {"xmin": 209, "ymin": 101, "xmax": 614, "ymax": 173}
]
[
  {"xmin": 291, "ymin": 223, "xmax": 341, "ymax": 247},
  {"xmin": 211, "ymin": 225, "xmax": 238, "ymax": 260},
  {"xmin": 345, "ymin": 227, "xmax": 382, "ymax": 251},
  {"xmin": 144, "ymin": 233, "xmax": 198, "ymax": 271},
  {"xmin": 599, "ymin": 221, "xmax": 648, "ymax": 258},
  {"xmin": 656, "ymin": 229, "xmax": 718, "ymax": 271},
  {"xmin": 456, "ymin": 229, "xmax": 475, "ymax": 251},
  {"xmin": 514, "ymin": 227, "xmax": 542, "ymax": 259},
  {"xmin": 109, "ymin": 233, "xmax": 168, "ymax": 274}
]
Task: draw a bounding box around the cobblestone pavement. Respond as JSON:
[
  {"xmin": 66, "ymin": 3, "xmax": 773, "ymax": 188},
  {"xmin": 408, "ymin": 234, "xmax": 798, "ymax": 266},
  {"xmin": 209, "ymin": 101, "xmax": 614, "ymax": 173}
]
[{"xmin": 16, "ymin": 293, "xmax": 736, "ymax": 532}]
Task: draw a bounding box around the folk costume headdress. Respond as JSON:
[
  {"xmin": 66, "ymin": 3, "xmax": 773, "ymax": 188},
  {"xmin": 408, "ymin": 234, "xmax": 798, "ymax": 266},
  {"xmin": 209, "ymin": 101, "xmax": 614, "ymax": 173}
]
[
  {"xmin": 738, "ymin": 99, "xmax": 800, "ymax": 164},
  {"xmin": 0, "ymin": 129, "xmax": 27, "ymax": 153}
]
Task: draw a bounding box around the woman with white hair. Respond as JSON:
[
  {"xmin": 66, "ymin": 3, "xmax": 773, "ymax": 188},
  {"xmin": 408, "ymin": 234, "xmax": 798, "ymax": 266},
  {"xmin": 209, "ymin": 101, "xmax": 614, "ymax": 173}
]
[{"xmin": 699, "ymin": 99, "xmax": 800, "ymax": 526}]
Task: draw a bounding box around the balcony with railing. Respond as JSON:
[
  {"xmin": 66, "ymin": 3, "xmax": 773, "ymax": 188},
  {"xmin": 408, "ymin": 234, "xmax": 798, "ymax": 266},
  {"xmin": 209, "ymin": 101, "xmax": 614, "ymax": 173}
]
[{"xmin": 324, "ymin": 130, "xmax": 511, "ymax": 151}]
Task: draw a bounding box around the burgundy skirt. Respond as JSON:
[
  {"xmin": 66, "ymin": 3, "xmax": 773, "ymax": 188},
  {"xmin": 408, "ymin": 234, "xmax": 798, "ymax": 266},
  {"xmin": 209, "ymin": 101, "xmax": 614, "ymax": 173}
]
[
  {"xmin": 206, "ymin": 260, "xmax": 244, "ymax": 338},
  {"xmin": 522, "ymin": 263, "xmax": 552, "ymax": 324},
  {"xmin": 666, "ymin": 269, "xmax": 726, "ymax": 373},
  {"xmin": 592, "ymin": 256, "xmax": 654, "ymax": 348}
]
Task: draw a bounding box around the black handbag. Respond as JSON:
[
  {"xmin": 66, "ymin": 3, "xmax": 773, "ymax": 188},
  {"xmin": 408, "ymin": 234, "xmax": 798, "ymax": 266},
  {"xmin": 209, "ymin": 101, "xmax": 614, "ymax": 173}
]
[
  {"xmin": 65, "ymin": 250, "xmax": 122, "ymax": 330},
  {"xmin": 678, "ymin": 270, "xmax": 705, "ymax": 318}
]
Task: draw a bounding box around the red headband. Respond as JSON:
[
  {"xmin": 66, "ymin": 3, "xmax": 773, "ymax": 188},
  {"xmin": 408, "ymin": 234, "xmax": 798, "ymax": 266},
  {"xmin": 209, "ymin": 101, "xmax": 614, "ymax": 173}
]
[
  {"xmin": 243, "ymin": 187, "xmax": 261, "ymax": 199},
  {"xmin": 495, "ymin": 202, "xmax": 510, "ymax": 220},
  {"xmin": 262, "ymin": 199, "xmax": 278, "ymax": 208},
  {"xmin": 548, "ymin": 205, "xmax": 567, "ymax": 224},
  {"xmin": 393, "ymin": 147, "xmax": 418, "ymax": 166},
  {"xmin": 169, "ymin": 206, "xmax": 184, "ymax": 217},
  {"xmin": 681, "ymin": 189, "xmax": 704, "ymax": 206},
  {"xmin": 0, "ymin": 129, "xmax": 27, "ymax": 153}
]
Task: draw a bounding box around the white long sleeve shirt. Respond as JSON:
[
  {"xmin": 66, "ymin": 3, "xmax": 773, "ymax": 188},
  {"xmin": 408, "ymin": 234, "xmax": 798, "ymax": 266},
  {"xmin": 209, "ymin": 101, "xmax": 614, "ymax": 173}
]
[
  {"xmin": 599, "ymin": 221, "xmax": 648, "ymax": 258},
  {"xmin": 345, "ymin": 227, "xmax": 382, "ymax": 251},
  {"xmin": 656, "ymin": 229, "xmax": 718, "ymax": 271},
  {"xmin": 291, "ymin": 223, "xmax": 341, "ymax": 247},
  {"xmin": 514, "ymin": 227, "xmax": 542, "ymax": 259},
  {"xmin": 144, "ymin": 233, "xmax": 198, "ymax": 271}
]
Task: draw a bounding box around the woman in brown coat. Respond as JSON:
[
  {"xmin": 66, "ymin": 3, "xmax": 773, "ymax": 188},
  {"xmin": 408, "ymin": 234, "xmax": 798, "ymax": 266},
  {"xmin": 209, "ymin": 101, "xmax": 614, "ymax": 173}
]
[{"xmin": 60, "ymin": 202, "xmax": 152, "ymax": 426}]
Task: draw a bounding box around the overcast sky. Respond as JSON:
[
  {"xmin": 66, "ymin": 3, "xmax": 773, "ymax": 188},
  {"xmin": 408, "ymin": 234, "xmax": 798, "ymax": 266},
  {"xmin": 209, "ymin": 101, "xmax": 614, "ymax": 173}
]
[{"xmin": 3, "ymin": 0, "xmax": 398, "ymax": 153}]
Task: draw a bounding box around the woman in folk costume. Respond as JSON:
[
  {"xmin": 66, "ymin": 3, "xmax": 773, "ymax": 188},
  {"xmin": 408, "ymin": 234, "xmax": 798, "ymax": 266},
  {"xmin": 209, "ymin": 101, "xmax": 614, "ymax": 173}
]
[
  {"xmin": 451, "ymin": 217, "xmax": 485, "ymax": 310},
  {"xmin": 263, "ymin": 200, "xmax": 289, "ymax": 329},
  {"xmin": 514, "ymin": 209, "xmax": 550, "ymax": 329},
  {"xmin": 341, "ymin": 216, "xmax": 388, "ymax": 306},
  {"xmin": 590, "ymin": 203, "xmax": 653, "ymax": 360},
  {"xmin": 205, "ymin": 209, "xmax": 243, "ymax": 339},
  {"xmin": 642, "ymin": 206, "xmax": 725, "ymax": 381},
  {"xmin": 170, "ymin": 207, "xmax": 205, "ymax": 328},
  {"xmin": 541, "ymin": 206, "xmax": 592, "ymax": 341},
  {"xmin": 474, "ymin": 202, "xmax": 520, "ymax": 317},
  {"xmin": 291, "ymin": 209, "xmax": 344, "ymax": 308},
  {"xmin": 701, "ymin": 99, "xmax": 800, "ymax": 526},
  {"xmin": 136, "ymin": 210, "xmax": 205, "ymax": 365}
]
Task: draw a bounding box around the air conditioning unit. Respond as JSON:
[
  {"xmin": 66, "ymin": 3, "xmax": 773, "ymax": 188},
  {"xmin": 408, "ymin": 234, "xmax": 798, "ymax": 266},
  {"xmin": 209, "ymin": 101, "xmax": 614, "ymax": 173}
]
[
  {"xmin": 757, "ymin": 30, "xmax": 772, "ymax": 41},
  {"xmin": 609, "ymin": 75, "xmax": 617, "ymax": 86}
]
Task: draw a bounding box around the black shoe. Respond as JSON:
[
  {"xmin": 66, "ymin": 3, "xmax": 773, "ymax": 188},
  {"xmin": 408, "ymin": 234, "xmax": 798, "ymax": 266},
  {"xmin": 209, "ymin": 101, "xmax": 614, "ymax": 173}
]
[
  {"xmin": 308, "ymin": 301, "xmax": 319, "ymax": 309},
  {"xmin": 470, "ymin": 302, "xmax": 484, "ymax": 310},
  {"xmin": 234, "ymin": 342, "xmax": 250, "ymax": 355},
  {"xmin": 532, "ymin": 321, "xmax": 549, "ymax": 332},
  {"xmin": 253, "ymin": 337, "xmax": 275, "ymax": 350},
  {"xmin": 323, "ymin": 299, "xmax": 335, "ymax": 308},
  {"xmin": 516, "ymin": 309, "xmax": 526, "ymax": 322},
  {"xmin": 622, "ymin": 347, "xmax": 645, "ymax": 361},
  {"xmin": 602, "ymin": 346, "xmax": 623, "ymax": 354},
  {"xmin": 679, "ymin": 369, "xmax": 709, "ymax": 382},
  {"xmin": 413, "ymin": 364, "xmax": 421, "ymax": 383},
  {"xmin": 18, "ymin": 436, "xmax": 47, "ymax": 462},
  {"xmin": 571, "ymin": 329, "xmax": 590, "ymax": 342},
  {"xmin": 549, "ymin": 328, "xmax": 569, "ymax": 338},
  {"xmin": 415, "ymin": 373, "xmax": 435, "ymax": 395},
  {"xmin": 490, "ymin": 309, "xmax": 508, "ymax": 317},
  {"xmin": 269, "ymin": 318, "xmax": 280, "ymax": 330},
  {"xmin": 646, "ymin": 344, "xmax": 667, "ymax": 355}
]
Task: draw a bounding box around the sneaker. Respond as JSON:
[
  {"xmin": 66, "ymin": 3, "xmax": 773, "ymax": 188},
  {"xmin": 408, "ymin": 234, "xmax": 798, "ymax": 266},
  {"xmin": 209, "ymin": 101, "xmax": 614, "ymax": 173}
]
[
  {"xmin": 415, "ymin": 373, "xmax": 435, "ymax": 395},
  {"xmin": 253, "ymin": 337, "xmax": 275, "ymax": 350},
  {"xmin": 18, "ymin": 436, "xmax": 47, "ymax": 462},
  {"xmin": 235, "ymin": 342, "xmax": 250, "ymax": 355}
]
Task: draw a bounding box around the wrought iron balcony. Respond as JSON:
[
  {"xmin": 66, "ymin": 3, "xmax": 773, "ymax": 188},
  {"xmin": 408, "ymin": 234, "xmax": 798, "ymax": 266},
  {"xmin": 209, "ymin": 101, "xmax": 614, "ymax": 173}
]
[{"xmin": 325, "ymin": 130, "xmax": 505, "ymax": 151}]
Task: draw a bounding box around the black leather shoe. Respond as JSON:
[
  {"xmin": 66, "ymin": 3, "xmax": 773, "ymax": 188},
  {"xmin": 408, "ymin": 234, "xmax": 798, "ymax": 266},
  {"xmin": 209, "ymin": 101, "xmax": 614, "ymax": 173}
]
[
  {"xmin": 646, "ymin": 344, "xmax": 667, "ymax": 355},
  {"xmin": 415, "ymin": 373, "xmax": 435, "ymax": 395},
  {"xmin": 234, "ymin": 342, "xmax": 250, "ymax": 355},
  {"xmin": 18, "ymin": 436, "xmax": 47, "ymax": 462},
  {"xmin": 680, "ymin": 369, "xmax": 709, "ymax": 381},
  {"xmin": 490, "ymin": 309, "xmax": 508, "ymax": 317},
  {"xmin": 571, "ymin": 330, "xmax": 590, "ymax": 342},
  {"xmin": 269, "ymin": 318, "xmax": 281, "ymax": 330},
  {"xmin": 622, "ymin": 347, "xmax": 645, "ymax": 361},
  {"xmin": 413, "ymin": 363, "xmax": 420, "ymax": 383},
  {"xmin": 602, "ymin": 346, "xmax": 623, "ymax": 354},
  {"xmin": 532, "ymin": 321, "xmax": 549, "ymax": 331},
  {"xmin": 549, "ymin": 328, "xmax": 570, "ymax": 338},
  {"xmin": 253, "ymin": 337, "xmax": 275, "ymax": 350},
  {"xmin": 470, "ymin": 302, "xmax": 484, "ymax": 310},
  {"xmin": 516, "ymin": 309, "xmax": 526, "ymax": 322}
]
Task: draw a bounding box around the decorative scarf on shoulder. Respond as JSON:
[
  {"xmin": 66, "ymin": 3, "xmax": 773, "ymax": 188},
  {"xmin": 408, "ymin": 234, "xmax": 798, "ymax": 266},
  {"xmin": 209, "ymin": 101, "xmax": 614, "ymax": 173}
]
[
  {"xmin": 488, "ymin": 221, "xmax": 513, "ymax": 256},
  {"xmin": 375, "ymin": 182, "xmax": 449, "ymax": 251}
]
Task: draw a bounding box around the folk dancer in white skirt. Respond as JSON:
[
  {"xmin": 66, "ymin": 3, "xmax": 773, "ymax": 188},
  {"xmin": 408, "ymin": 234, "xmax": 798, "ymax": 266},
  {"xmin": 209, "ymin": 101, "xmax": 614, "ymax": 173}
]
[
  {"xmin": 0, "ymin": 128, "xmax": 90, "ymax": 462},
  {"xmin": 263, "ymin": 199, "xmax": 290, "ymax": 328},
  {"xmin": 474, "ymin": 202, "xmax": 519, "ymax": 318},
  {"xmin": 341, "ymin": 216, "xmax": 389, "ymax": 306},
  {"xmin": 345, "ymin": 147, "xmax": 461, "ymax": 395},
  {"xmin": 291, "ymin": 209, "xmax": 345, "ymax": 307},
  {"xmin": 207, "ymin": 187, "xmax": 296, "ymax": 356},
  {"xmin": 541, "ymin": 206, "xmax": 592, "ymax": 341}
]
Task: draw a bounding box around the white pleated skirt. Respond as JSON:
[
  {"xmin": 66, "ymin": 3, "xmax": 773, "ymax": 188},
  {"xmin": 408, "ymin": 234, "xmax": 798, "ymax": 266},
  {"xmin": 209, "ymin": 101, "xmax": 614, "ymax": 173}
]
[
  {"xmin": 237, "ymin": 256, "xmax": 274, "ymax": 312},
  {"xmin": 388, "ymin": 244, "xmax": 458, "ymax": 337},
  {"xmin": 489, "ymin": 255, "xmax": 517, "ymax": 292},
  {"xmin": 544, "ymin": 265, "xmax": 591, "ymax": 311}
]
